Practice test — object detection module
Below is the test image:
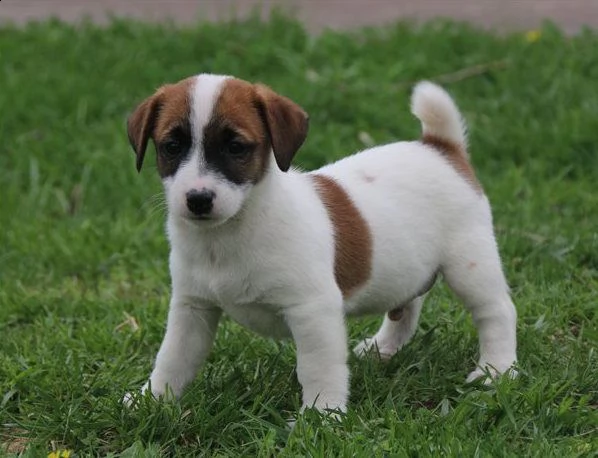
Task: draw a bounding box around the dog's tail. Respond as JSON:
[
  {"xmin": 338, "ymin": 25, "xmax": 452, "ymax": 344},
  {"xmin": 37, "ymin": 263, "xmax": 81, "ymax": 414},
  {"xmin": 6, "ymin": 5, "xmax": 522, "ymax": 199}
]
[
  {"xmin": 411, "ymin": 81, "xmax": 482, "ymax": 191},
  {"xmin": 411, "ymin": 81, "xmax": 468, "ymax": 156}
]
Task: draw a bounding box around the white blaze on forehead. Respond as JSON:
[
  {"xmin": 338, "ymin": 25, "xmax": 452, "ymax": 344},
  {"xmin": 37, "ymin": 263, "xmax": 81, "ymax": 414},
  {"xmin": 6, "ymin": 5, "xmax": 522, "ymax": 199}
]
[
  {"xmin": 166, "ymin": 74, "xmax": 236, "ymax": 215},
  {"xmin": 164, "ymin": 74, "xmax": 253, "ymax": 227},
  {"xmin": 174, "ymin": 74, "xmax": 232, "ymax": 181},
  {"xmin": 190, "ymin": 74, "xmax": 232, "ymax": 147}
]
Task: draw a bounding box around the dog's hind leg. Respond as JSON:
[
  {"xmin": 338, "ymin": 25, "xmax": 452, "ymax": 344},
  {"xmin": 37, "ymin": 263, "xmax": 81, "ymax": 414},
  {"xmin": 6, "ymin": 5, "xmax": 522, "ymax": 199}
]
[
  {"xmin": 353, "ymin": 295, "xmax": 424, "ymax": 359},
  {"xmin": 442, "ymin": 229, "xmax": 518, "ymax": 382}
]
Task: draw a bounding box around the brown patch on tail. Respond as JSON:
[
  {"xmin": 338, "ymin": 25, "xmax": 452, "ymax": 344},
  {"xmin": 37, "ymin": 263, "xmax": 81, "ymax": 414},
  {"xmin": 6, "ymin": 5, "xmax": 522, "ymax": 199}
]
[
  {"xmin": 422, "ymin": 134, "xmax": 483, "ymax": 194},
  {"xmin": 312, "ymin": 174, "xmax": 373, "ymax": 299}
]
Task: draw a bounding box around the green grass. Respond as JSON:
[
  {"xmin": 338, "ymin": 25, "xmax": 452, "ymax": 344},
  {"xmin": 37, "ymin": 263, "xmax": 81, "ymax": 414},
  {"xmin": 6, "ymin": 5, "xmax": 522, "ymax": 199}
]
[{"xmin": 1, "ymin": 13, "xmax": 597, "ymax": 457}]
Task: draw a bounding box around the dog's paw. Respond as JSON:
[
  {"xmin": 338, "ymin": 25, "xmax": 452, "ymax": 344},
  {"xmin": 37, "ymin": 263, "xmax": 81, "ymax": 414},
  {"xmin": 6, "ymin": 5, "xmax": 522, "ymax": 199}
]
[
  {"xmin": 122, "ymin": 391, "xmax": 138, "ymax": 408},
  {"xmin": 353, "ymin": 337, "xmax": 396, "ymax": 360},
  {"xmin": 292, "ymin": 404, "xmax": 346, "ymax": 428},
  {"xmin": 122, "ymin": 382, "xmax": 151, "ymax": 408},
  {"xmin": 466, "ymin": 364, "xmax": 518, "ymax": 384}
]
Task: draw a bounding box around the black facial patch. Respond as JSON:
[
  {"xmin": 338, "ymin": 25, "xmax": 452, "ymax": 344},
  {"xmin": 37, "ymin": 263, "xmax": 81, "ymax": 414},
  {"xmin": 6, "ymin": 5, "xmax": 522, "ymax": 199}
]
[
  {"xmin": 202, "ymin": 115, "xmax": 268, "ymax": 185},
  {"xmin": 155, "ymin": 123, "xmax": 192, "ymax": 178}
]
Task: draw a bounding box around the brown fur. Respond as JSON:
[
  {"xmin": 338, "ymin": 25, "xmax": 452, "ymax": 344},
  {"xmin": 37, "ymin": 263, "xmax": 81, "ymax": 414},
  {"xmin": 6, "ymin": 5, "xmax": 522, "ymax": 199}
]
[
  {"xmin": 254, "ymin": 83, "xmax": 309, "ymax": 172},
  {"xmin": 128, "ymin": 77, "xmax": 308, "ymax": 179},
  {"xmin": 127, "ymin": 78, "xmax": 193, "ymax": 174},
  {"xmin": 204, "ymin": 79, "xmax": 272, "ymax": 184},
  {"xmin": 214, "ymin": 79, "xmax": 268, "ymax": 145},
  {"xmin": 422, "ymin": 134, "xmax": 483, "ymax": 194},
  {"xmin": 312, "ymin": 174, "xmax": 373, "ymax": 299},
  {"xmin": 152, "ymin": 79, "xmax": 194, "ymax": 144}
]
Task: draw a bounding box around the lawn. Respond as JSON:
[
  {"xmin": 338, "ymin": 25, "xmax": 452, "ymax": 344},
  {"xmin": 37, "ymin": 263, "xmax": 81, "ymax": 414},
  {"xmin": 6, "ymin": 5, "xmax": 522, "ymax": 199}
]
[{"xmin": 0, "ymin": 13, "xmax": 597, "ymax": 457}]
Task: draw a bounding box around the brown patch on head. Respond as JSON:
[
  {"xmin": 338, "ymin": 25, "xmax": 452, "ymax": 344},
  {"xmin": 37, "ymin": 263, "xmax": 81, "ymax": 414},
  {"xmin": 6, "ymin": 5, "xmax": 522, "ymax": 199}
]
[
  {"xmin": 127, "ymin": 78, "xmax": 194, "ymax": 177},
  {"xmin": 312, "ymin": 174, "xmax": 373, "ymax": 299},
  {"xmin": 128, "ymin": 76, "xmax": 308, "ymax": 182},
  {"xmin": 422, "ymin": 134, "xmax": 483, "ymax": 194},
  {"xmin": 203, "ymin": 79, "xmax": 272, "ymax": 185},
  {"xmin": 254, "ymin": 84, "xmax": 309, "ymax": 172},
  {"xmin": 203, "ymin": 79, "xmax": 309, "ymax": 184}
]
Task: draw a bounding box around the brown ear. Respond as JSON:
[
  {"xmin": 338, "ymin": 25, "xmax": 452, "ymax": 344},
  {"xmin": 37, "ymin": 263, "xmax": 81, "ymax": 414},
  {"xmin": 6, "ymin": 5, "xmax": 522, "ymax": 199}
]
[
  {"xmin": 127, "ymin": 94, "xmax": 161, "ymax": 172},
  {"xmin": 255, "ymin": 84, "xmax": 309, "ymax": 172}
]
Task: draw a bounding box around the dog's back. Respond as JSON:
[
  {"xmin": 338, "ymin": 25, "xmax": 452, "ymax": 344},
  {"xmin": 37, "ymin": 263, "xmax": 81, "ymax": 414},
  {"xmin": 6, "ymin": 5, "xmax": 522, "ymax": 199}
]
[{"xmin": 312, "ymin": 83, "xmax": 491, "ymax": 316}]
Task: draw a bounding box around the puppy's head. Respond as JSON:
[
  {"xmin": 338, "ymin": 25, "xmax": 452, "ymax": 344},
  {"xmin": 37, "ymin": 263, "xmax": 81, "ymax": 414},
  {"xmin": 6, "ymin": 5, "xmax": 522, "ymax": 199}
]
[{"xmin": 127, "ymin": 74, "xmax": 308, "ymax": 226}]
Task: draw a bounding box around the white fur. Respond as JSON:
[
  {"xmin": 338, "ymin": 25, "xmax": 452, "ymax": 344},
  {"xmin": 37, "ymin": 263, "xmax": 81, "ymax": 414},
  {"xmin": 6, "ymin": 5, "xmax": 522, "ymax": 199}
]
[
  {"xmin": 165, "ymin": 74, "xmax": 250, "ymax": 225},
  {"xmin": 411, "ymin": 80, "xmax": 468, "ymax": 151},
  {"xmin": 128, "ymin": 76, "xmax": 518, "ymax": 413}
]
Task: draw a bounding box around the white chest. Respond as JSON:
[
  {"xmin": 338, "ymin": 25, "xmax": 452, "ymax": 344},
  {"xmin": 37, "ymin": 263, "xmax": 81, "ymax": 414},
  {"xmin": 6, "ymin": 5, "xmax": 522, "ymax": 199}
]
[
  {"xmin": 223, "ymin": 301, "xmax": 291, "ymax": 339},
  {"xmin": 172, "ymin": 250, "xmax": 292, "ymax": 339}
]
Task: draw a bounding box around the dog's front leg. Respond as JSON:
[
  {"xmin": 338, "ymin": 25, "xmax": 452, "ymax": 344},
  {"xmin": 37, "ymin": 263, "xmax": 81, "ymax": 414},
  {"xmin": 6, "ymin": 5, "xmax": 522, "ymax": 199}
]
[
  {"xmin": 284, "ymin": 292, "xmax": 349, "ymax": 413},
  {"xmin": 144, "ymin": 297, "xmax": 222, "ymax": 399}
]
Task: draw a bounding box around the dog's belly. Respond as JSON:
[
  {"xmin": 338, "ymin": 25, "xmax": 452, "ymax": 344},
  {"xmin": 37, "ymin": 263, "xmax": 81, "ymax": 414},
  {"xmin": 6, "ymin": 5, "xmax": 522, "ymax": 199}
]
[
  {"xmin": 343, "ymin": 284, "xmax": 419, "ymax": 316},
  {"xmin": 343, "ymin": 269, "xmax": 438, "ymax": 317},
  {"xmin": 222, "ymin": 302, "xmax": 292, "ymax": 339}
]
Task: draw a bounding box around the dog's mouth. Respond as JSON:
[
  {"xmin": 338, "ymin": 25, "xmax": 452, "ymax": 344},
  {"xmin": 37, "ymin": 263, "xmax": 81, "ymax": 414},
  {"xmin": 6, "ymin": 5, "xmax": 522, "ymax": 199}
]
[{"xmin": 186, "ymin": 214, "xmax": 212, "ymax": 222}]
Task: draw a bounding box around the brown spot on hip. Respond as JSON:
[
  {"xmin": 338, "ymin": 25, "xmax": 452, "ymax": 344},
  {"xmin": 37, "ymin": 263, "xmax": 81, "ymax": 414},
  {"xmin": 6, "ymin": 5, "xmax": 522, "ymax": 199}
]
[
  {"xmin": 311, "ymin": 174, "xmax": 373, "ymax": 299},
  {"xmin": 421, "ymin": 133, "xmax": 483, "ymax": 194}
]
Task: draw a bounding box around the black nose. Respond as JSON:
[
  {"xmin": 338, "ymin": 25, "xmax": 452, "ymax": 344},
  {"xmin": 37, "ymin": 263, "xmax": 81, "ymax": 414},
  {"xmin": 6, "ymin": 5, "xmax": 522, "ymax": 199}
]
[{"xmin": 186, "ymin": 188, "xmax": 215, "ymax": 216}]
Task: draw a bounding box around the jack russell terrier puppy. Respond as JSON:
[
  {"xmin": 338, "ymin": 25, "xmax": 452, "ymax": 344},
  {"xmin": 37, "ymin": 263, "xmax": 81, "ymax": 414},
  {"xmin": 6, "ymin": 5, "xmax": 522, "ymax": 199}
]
[{"xmin": 125, "ymin": 74, "xmax": 517, "ymax": 413}]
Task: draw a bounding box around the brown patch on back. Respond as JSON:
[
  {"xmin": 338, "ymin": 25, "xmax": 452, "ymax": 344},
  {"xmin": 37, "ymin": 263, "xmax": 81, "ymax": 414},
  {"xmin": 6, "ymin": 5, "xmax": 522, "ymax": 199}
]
[
  {"xmin": 422, "ymin": 134, "xmax": 483, "ymax": 194},
  {"xmin": 312, "ymin": 174, "xmax": 373, "ymax": 299}
]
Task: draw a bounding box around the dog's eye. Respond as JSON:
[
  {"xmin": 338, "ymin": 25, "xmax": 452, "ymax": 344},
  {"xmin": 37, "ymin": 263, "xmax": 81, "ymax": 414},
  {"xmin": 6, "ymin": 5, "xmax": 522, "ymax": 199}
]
[
  {"xmin": 162, "ymin": 139, "xmax": 183, "ymax": 157},
  {"xmin": 226, "ymin": 140, "xmax": 250, "ymax": 157}
]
